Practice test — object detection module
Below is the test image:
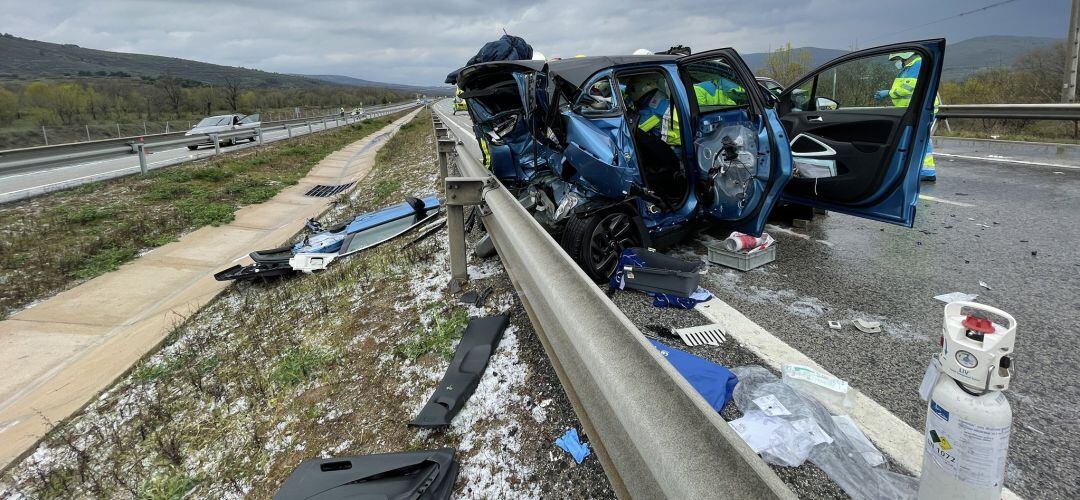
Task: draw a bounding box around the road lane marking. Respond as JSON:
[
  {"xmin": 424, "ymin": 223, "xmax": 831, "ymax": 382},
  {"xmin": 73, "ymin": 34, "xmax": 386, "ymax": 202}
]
[
  {"xmin": 918, "ymin": 194, "xmax": 974, "ymax": 207},
  {"xmin": 936, "ymin": 152, "xmax": 1080, "ymax": 170}
]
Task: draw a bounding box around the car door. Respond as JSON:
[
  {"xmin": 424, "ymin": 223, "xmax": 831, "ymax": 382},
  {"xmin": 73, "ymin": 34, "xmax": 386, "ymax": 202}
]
[
  {"xmin": 561, "ymin": 72, "xmax": 638, "ymax": 199},
  {"xmin": 677, "ymin": 49, "xmax": 792, "ymax": 235},
  {"xmin": 776, "ymin": 39, "xmax": 944, "ymax": 226},
  {"xmin": 239, "ymin": 114, "xmax": 261, "ymax": 130}
]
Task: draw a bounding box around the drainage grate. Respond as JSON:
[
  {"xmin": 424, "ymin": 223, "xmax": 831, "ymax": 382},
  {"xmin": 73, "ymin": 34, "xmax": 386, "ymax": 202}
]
[{"xmin": 305, "ymin": 182, "xmax": 355, "ymax": 197}]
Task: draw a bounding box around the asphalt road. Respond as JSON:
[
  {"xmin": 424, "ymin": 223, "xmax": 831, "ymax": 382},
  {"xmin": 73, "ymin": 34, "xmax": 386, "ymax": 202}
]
[
  {"xmin": 435, "ymin": 99, "xmax": 1077, "ymax": 499},
  {"xmin": 0, "ymin": 103, "xmax": 415, "ymax": 203}
]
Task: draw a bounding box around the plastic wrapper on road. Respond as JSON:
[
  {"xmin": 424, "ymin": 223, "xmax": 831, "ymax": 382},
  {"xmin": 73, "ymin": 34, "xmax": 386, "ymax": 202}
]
[{"xmin": 730, "ymin": 366, "xmax": 918, "ymax": 500}]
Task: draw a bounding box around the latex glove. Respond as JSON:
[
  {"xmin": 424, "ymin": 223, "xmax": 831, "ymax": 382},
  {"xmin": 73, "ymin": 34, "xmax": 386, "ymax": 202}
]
[{"xmin": 873, "ymin": 90, "xmax": 889, "ymax": 100}]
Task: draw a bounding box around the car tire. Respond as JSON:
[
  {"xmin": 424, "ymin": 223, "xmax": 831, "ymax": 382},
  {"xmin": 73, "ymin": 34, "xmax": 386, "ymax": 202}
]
[
  {"xmin": 187, "ymin": 145, "xmax": 198, "ymax": 151},
  {"xmin": 560, "ymin": 210, "xmax": 640, "ymax": 282}
]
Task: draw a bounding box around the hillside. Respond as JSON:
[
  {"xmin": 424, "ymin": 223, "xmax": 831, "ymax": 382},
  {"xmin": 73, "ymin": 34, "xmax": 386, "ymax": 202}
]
[
  {"xmin": 0, "ymin": 34, "xmax": 423, "ymax": 91},
  {"xmin": 302, "ymin": 74, "xmax": 453, "ymax": 96},
  {"xmin": 740, "ymin": 36, "xmax": 1062, "ymax": 81}
]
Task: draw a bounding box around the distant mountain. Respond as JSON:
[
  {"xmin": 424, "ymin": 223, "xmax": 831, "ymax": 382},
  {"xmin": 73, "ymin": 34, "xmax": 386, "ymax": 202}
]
[
  {"xmin": 739, "ymin": 36, "xmax": 1062, "ymax": 82},
  {"xmin": 941, "ymin": 35, "xmax": 1061, "ymax": 80},
  {"xmin": 0, "ymin": 34, "xmax": 427, "ymax": 92},
  {"xmin": 740, "ymin": 47, "xmax": 850, "ymax": 74},
  {"xmin": 302, "ymin": 74, "xmax": 452, "ymax": 96}
]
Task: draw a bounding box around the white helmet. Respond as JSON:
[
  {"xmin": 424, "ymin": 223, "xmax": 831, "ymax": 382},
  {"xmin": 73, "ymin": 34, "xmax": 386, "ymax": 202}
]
[
  {"xmin": 532, "ymin": 51, "xmax": 547, "ymax": 61},
  {"xmin": 632, "ymin": 48, "xmax": 653, "ymax": 55}
]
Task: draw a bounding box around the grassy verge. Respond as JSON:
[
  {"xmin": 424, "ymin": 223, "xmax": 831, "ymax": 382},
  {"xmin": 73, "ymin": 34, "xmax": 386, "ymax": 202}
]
[
  {"xmin": 0, "ymin": 111, "xmax": 449, "ymax": 498},
  {"xmin": 938, "ymin": 119, "xmax": 1080, "ymax": 145},
  {"xmin": 0, "ymin": 110, "xmax": 410, "ymax": 319}
]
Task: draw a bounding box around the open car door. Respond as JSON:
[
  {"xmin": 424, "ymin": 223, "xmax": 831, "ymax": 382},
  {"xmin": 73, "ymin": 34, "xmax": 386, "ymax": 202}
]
[
  {"xmin": 777, "ymin": 39, "xmax": 944, "ymax": 226},
  {"xmin": 560, "ymin": 71, "xmax": 639, "ymax": 199},
  {"xmin": 678, "ymin": 49, "xmax": 792, "ymax": 236}
]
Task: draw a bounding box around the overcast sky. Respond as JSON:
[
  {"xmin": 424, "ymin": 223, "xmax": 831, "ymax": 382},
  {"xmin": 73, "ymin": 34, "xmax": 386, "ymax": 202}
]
[{"xmin": 1, "ymin": 0, "xmax": 1070, "ymax": 86}]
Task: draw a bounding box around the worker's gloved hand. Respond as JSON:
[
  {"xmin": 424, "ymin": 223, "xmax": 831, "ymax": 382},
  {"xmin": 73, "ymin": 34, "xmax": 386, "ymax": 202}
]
[{"xmin": 873, "ymin": 90, "xmax": 889, "ymax": 100}]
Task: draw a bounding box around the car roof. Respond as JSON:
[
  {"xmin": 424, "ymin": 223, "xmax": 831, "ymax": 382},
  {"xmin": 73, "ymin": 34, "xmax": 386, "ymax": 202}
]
[{"xmin": 459, "ymin": 54, "xmax": 680, "ymax": 90}]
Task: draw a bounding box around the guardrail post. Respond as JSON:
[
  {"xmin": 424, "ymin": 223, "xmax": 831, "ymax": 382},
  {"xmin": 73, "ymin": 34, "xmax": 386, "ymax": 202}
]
[
  {"xmin": 85, "ymin": 125, "xmax": 91, "ymax": 142},
  {"xmin": 41, "ymin": 126, "xmax": 48, "ymax": 146},
  {"xmin": 286, "ymin": 124, "xmax": 293, "ymax": 138},
  {"xmin": 136, "ymin": 142, "xmax": 148, "ymax": 174},
  {"xmin": 308, "ymin": 122, "xmax": 313, "ymax": 134},
  {"xmin": 116, "ymin": 123, "xmax": 121, "ymax": 138},
  {"xmin": 437, "ymin": 138, "xmax": 454, "ymax": 180},
  {"xmin": 444, "ymin": 176, "xmax": 488, "ymax": 284},
  {"xmin": 165, "ymin": 121, "xmax": 170, "ymax": 133},
  {"xmin": 211, "ymin": 134, "xmax": 221, "ymax": 155},
  {"xmin": 257, "ymin": 127, "xmax": 264, "ymax": 145}
]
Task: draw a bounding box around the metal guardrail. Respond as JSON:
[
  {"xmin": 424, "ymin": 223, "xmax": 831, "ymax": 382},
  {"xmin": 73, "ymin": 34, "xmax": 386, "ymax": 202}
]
[
  {"xmin": 430, "ymin": 107, "xmax": 796, "ymax": 499},
  {"xmin": 937, "ymin": 103, "xmax": 1080, "ymax": 120},
  {"xmin": 0, "ymin": 103, "xmax": 418, "ymax": 175}
]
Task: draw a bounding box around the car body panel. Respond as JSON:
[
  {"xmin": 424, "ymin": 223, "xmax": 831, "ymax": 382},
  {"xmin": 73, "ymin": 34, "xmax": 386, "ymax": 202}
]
[{"xmin": 185, "ymin": 113, "xmax": 261, "ymax": 139}]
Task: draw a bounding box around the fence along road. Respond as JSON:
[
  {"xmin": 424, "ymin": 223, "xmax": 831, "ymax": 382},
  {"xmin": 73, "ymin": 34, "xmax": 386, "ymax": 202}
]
[
  {"xmin": 0, "ymin": 102, "xmax": 419, "ymax": 203},
  {"xmin": 431, "ymin": 104, "xmax": 795, "ymax": 499}
]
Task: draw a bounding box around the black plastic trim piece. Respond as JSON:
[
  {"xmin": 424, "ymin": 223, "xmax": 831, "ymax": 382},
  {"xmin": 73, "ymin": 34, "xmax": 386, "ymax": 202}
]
[
  {"xmin": 273, "ymin": 448, "xmax": 458, "ymax": 500},
  {"xmin": 410, "ymin": 314, "xmax": 510, "ymax": 428}
]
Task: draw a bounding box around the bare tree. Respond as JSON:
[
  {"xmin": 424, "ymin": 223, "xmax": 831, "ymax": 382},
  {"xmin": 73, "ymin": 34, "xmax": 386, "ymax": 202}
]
[
  {"xmin": 1014, "ymin": 42, "xmax": 1067, "ymax": 103},
  {"xmin": 156, "ymin": 74, "xmax": 184, "ymax": 118},
  {"xmin": 759, "ymin": 43, "xmax": 813, "ymax": 87},
  {"xmin": 221, "ymin": 77, "xmax": 242, "ymax": 112}
]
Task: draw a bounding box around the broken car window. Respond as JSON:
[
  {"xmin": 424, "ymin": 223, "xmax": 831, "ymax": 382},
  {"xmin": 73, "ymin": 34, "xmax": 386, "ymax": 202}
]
[{"xmin": 578, "ymin": 77, "xmax": 618, "ymax": 115}]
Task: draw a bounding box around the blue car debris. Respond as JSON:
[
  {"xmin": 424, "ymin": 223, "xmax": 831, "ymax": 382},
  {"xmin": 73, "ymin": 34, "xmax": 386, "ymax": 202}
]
[
  {"xmin": 215, "ymin": 195, "xmax": 442, "ymax": 281},
  {"xmin": 455, "ymin": 40, "xmax": 944, "ymax": 280}
]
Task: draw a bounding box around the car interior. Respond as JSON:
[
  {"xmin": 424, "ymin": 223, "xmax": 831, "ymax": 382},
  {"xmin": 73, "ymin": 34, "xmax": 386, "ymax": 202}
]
[
  {"xmin": 616, "ymin": 71, "xmax": 689, "ymax": 210},
  {"xmin": 778, "ymin": 51, "xmax": 925, "ymax": 204}
]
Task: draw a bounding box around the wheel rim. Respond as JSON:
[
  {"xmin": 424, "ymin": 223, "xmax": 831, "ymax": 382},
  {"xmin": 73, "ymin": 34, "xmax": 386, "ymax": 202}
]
[{"xmin": 587, "ymin": 213, "xmax": 635, "ymax": 278}]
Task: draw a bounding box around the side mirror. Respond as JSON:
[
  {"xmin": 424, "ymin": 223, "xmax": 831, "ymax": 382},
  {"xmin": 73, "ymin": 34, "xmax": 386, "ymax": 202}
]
[{"xmin": 815, "ymin": 97, "xmax": 838, "ymax": 111}]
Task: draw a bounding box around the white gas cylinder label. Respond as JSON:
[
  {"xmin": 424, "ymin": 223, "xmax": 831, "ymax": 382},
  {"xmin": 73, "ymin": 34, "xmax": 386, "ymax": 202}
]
[{"xmin": 924, "ymin": 399, "xmax": 1011, "ymax": 488}]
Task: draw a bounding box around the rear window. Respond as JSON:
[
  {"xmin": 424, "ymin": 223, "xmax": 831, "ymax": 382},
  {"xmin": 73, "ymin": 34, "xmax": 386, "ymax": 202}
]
[{"xmin": 196, "ymin": 116, "xmax": 230, "ymax": 127}]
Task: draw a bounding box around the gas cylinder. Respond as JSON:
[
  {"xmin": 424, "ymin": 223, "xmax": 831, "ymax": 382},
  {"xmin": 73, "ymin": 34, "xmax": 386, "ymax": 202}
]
[{"xmin": 917, "ymin": 301, "xmax": 1016, "ymax": 500}]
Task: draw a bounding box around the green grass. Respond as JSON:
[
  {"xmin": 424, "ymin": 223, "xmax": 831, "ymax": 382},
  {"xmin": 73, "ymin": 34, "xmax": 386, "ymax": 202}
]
[
  {"xmin": 0, "ymin": 110, "xmax": 411, "ymax": 320},
  {"xmin": 271, "ymin": 346, "xmax": 336, "ymax": 386},
  {"xmin": 394, "ymin": 301, "xmax": 469, "ymax": 361},
  {"xmin": 138, "ymin": 470, "xmax": 199, "ymax": 500}
]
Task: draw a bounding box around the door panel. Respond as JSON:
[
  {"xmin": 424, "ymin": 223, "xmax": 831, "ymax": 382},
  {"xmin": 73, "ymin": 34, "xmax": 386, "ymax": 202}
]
[
  {"xmin": 677, "ymin": 49, "xmax": 789, "ymax": 236},
  {"xmin": 777, "ymin": 39, "xmax": 945, "ymax": 227}
]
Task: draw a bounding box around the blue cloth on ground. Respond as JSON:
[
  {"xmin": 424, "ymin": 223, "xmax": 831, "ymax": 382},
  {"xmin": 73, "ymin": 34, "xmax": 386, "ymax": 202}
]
[
  {"xmin": 555, "ymin": 428, "xmax": 591, "ymax": 463},
  {"xmin": 649, "ymin": 340, "xmax": 739, "ymax": 411},
  {"xmin": 609, "ymin": 249, "xmax": 713, "ymax": 309}
]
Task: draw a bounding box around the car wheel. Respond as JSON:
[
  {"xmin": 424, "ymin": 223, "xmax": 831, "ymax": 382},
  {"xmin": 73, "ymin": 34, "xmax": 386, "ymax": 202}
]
[
  {"xmin": 187, "ymin": 145, "xmax": 198, "ymax": 151},
  {"xmin": 561, "ymin": 210, "xmax": 639, "ymax": 282}
]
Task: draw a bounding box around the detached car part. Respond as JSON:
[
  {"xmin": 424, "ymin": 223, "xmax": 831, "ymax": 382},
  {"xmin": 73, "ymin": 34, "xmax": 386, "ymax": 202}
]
[
  {"xmin": 273, "ymin": 448, "xmax": 458, "ymax": 500},
  {"xmin": 410, "ymin": 314, "xmax": 510, "ymax": 428},
  {"xmin": 215, "ymin": 195, "xmax": 441, "ymax": 281}
]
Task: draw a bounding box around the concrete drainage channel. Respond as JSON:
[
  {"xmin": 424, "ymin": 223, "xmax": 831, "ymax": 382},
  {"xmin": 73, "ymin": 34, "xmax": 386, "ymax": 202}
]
[{"xmin": 430, "ymin": 109, "xmax": 796, "ymax": 499}]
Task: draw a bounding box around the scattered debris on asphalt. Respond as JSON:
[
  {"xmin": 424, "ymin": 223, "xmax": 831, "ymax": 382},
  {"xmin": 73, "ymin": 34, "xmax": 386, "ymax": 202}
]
[
  {"xmin": 979, "ymin": 280, "xmax": 993, "ymax": 290},
  {"xmin": 934, "ymin": 292, "xmax": 978, "ymax": 303},
  {"xmin": 730, "ymin": 366, "xmax": 919, "ymax": 498},
  {"xmin": 650, "ymin": 340, "xmax": 738, "ymax": 412},
  {"xmin": 555, "ymin": 429, "xmax": 591, "ymax": 464},
  {"xmin": 673, "ymin": 323, "xmax": 727, "ymax": 347},
  {"xmin": 782, "ymin": 364, "xmax": 857, "ymax": 410},
  {"xmin": 852, "ymin": 319, "xmax": 882, "ymax": 334},
  {"xmin": 273, "ymin": 448, "xmax": 458, "ymax": 499},
  {"xmin": 828, "ymin": 320, "xmax": 843, "ymax": 330}
]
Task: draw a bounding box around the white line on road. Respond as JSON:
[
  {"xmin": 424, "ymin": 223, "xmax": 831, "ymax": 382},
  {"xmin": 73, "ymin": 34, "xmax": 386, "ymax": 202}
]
[
  {"xmin": 936, "ymin": 152, "xmax": 1080, "ymax": 170},
  {"xmin": 918, "ymin": 194, "xmax": 975, "ymax": 207}
]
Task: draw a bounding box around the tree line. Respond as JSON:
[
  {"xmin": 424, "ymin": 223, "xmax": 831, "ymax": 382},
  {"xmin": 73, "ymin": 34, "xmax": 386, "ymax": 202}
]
[{"xmin": 0, "ymin": 75, "xmax": 410, "ymax": 128}]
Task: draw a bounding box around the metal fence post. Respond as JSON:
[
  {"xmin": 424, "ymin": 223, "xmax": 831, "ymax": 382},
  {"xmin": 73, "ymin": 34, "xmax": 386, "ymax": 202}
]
[
  {"xmin": 308, "ymin": 121, "xmax": 313, "ymax": 134},
  {"xmin": 41, "ymin": 126, "xmax": 48, "ymax": 146},
  {"xmin": 136, "ymin": 143, "xmax": 148, "ymax": 174},
  {"xmin": 286, "ymin": 124, "xmax": 293, "ymax": 138},
  {"xmin": 437, "ymin": 138, "xmax": 454, "ymax": 181},
  {"xmin": 116, "ymin": 123, "xmax": 121, "ymax": 137},
  {"xmin": 211, "ymin": 134, "xmax": 221, "ymax": 155},
  {"xmin": 85, "ymin": 125, "xmax": 91, "ymax": 142},
  {"xmin": 165, "ymin": 121, "xmax": 170, "ymax": 133},
  {"xmin": 444, "ymin": 176, "xmax": 487, "ymax": 284},
  {"xmin": 143, "ymin": 122, "xmax": 148, "ymax": 135}
]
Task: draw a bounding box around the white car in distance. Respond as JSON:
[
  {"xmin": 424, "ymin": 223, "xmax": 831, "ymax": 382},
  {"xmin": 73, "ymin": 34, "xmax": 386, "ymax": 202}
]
[{"xmin": 185, "ymin": 114, "xmax": 261, "ymax": 150}]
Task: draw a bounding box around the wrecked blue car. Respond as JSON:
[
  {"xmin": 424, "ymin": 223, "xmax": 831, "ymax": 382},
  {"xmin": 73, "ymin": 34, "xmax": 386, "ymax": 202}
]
[{"xmin": 456, "ymin": 40, "xmax": 944, "ymax": 280}]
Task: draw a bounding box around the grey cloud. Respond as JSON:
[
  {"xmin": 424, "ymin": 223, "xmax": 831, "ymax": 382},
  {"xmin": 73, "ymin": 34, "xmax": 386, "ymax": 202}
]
[{"xmin": 0, "ymin": 0, "xmax": 1069, "ymax": 86}]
